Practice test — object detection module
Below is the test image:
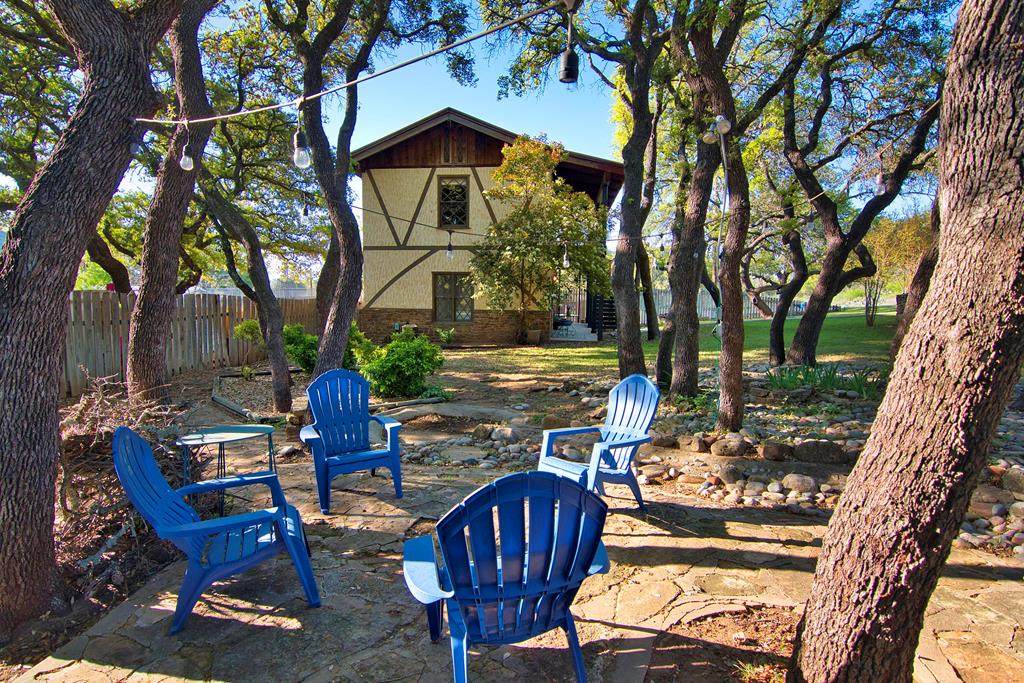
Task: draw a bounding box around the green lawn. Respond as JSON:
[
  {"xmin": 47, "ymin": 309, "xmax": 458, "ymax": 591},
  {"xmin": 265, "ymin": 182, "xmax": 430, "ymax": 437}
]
[{"xmin": 446, "ymin": 310, "xmax": 896, "ymax": 376}]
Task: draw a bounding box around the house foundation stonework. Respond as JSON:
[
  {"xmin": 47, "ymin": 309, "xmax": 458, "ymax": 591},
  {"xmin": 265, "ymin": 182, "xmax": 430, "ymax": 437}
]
[
  {"xmin": 356, "ymin": 307, "xmax": 551, "ymax": 345},
  {"xmin": 352, "ymin": 108, "xmax": 623, "ymax": 346}
]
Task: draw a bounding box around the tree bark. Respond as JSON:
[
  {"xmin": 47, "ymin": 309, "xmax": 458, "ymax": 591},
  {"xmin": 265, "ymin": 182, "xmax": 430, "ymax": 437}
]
[
  {"xmin": 86, "ymin": 234, "xmax": 132, "ymax": 293},
  {"xmin": 201, "ymin": 182, "xmax": 292, "ymax": 412},
  {"xmin": 655, "ymin": 315, "xmax": 675, "ymax": 390},
  {"xmin": 769, "ymin": 232, "xmax": 810, "ymax": 366},
  {"xmin": 790, "ymin": 1, "xmax": 1024, "ymax": 678},
  {"xmin": 126, "ymin": 0, "xmax": 216, "ymax": 402},
  {"xmin": 669, "ymin": 135, "xmax": 717, "ymax": 397},
  {"xmin": 636, "ymin": 243, "xmax": 659, "ymax": 340},
  {"xmin": 0, "ymin": 0, "xmax": 181, "ymax": 639},
  {"xmin": 890, "ymin": 198, "xmax": 940, "ymax": 359}
]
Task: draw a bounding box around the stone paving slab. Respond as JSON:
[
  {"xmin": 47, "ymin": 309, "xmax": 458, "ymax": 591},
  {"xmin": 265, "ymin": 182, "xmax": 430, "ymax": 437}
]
[{"xmin": 16, "ymin": 449, "xmax": 1024, "ymax": 682}]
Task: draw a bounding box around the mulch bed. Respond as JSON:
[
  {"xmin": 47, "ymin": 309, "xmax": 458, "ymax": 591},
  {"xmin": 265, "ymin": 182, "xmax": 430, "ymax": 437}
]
[{"xmin": 219, "ymin": 367, "xmax": 311, "ymax": 415}]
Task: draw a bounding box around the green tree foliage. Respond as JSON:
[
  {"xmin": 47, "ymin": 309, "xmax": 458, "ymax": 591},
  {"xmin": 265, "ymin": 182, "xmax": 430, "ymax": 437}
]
[
  {"xmin": 864, "ymin": 211, "xmax": 934, "ymax": 292},
  {"xmin": 470, "ymin": 137, "xmax": 609, "ymax": 341}
]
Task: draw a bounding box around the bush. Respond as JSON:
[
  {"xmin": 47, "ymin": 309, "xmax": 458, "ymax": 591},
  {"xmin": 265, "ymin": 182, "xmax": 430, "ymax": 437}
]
[
  {"xmin": 234, "ymin": 319, "xmax": 264, "ymax": 348},
  {"xmin": 436, "ymin": 327, "xmax": 456, "ymax": 345},
  {"xmin": 344, "ymin": 321, "xmax": 376, "ymax": 370},
  {"xmin": 283, "ymin": 324, "xmax": 319, "ymax": 373},
  {"xmin": 361, "ymin": 330, "xmax": 444, "ymax": 398},
  {"xmin": 419, "ymin": 384, "xmax": 453, "ymax": 400}
]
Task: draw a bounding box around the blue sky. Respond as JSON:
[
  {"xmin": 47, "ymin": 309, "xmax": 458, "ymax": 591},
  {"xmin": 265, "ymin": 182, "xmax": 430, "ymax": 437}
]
[{"xmin": 329, "ymin": 43, "xmax": 620, "ymax": 161}]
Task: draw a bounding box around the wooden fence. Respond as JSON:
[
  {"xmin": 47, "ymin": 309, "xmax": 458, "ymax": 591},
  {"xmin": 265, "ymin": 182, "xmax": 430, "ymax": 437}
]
[{"xmin": 63, "ymin": 291, "xmax": 318, "ymax": 398}]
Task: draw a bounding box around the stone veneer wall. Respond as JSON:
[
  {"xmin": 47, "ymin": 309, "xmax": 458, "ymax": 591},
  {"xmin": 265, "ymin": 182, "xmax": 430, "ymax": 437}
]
[{"xmin": 356, "ymin": 307, "xmax": 551, "ymax": 345}]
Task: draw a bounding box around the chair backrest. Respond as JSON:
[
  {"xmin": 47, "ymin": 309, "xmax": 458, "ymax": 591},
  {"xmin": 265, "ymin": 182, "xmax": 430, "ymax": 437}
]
[
  {"xmin": 112, "ymin": 427, "xmax": 203, "ymax": 557},
  {"xmin": 306, "ymin": 369, "xmax": 371, "ymax": 454},
  {"xmin": 601, "ymin": 373, "xmax": 661, "ymax": 471},
  {"xmin": 435, "ymin": 471, "xmax": 607, "ymax": 645}
]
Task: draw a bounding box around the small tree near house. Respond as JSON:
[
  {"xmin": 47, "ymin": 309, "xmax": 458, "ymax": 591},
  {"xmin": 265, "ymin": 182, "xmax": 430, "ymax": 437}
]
[
  {"xmin": 861, "ymin": 211, "xmax": 934, "ymax": 326},
  {"xmin": 470, "ymin": 137, "xmax": 608, "ymax": 342}
]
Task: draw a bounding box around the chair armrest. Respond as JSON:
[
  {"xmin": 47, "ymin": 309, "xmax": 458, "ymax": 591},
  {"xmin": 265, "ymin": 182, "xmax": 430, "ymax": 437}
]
[
  {"xmin": 370, "ymin": 415, "xmax": 401, "ymax": 448},
  {"xmin": 540, "ymin": 425, "xmax": 602, "ymax": 461},
  {"xmin": 599, "ymin": 434, "xmax": 652, "ymax": 451},
  {"xmin": 584, "ymin": 434, "xmax": 652, "ymax": 489},
  {"xmin": 403, "ymin": 535, "xmax": 453, "ymax": 604},
  {"xmin": 161, "ymin": 507, "xmax": 284, "ymax": 539},
  {"xmin": 299, "ymin": 424, "xmax": 321, "ymax": 445},
  {"xmin": 588, "ymin": 541, "xmax": 610, "ymax": 576},
  {"xmin": 176, "ymin": 472, "xmax": 286, "ymax": 508}
]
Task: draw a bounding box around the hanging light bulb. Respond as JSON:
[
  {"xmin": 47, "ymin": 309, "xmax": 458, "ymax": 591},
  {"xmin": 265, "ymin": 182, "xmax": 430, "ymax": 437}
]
[
  {"xmin": 559, "ymin": 11, "xmax": 579, "ymax": 84},
  {"xmin": 715, "ymin": 115, "xmax": 732, "ymax": 134},
  {"xmin": 562, "ymin": 243, "xmax": 570, "ymax": 269},
  {"xmin": 293, "ymin": 128, "xmax": 312, "ymax": 169},
  {"xmin": 702, "ymin": 125, "xmax": 718, "ymax": 145},
  {"xmin": 178, "ymin": 124, "xmax": 193, "ymax": 171},
  {"xmin": 446, "ymin": 231, "xmax": 454, "ymax": 259},
  {"xmin": 873, "ymin": 172, "xmax": 886, "ymax": 196}
]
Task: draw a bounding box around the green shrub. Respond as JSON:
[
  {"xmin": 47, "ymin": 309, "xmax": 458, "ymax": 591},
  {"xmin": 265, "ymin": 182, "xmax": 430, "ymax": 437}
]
[
  {"xmin": 344, "ymin": 321, "xmax": 376, "ymax": 370},
  {"xmin": 283, "ymin": 324, "xmax": 319, "ymax": 373},
  {"xmin": 240, "ymin": 365, "xmax": 256, "ymax": 381},
  {"xmin": 419, "ymin": 384, "xmax": 453, "ymax": 400},
  {"xmin": 234, "ymin": 319, "xmax": 264, "ymax": 348},
  {"xmin": 361, "ymin": 330, "xmax": 444, "ymax": 398},
  {"xmin": 436, "ymin": 327, "xmax": 456, "ymax": 345}
]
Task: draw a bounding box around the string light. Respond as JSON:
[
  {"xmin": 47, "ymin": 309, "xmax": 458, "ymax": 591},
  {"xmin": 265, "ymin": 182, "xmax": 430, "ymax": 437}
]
[
  {"xmin": 562, "ymin": 243, "xmax": 570, "ymax": 268},
  {"xmin": 135, "ymin": 0, "xmax": 570, "ymax": 128},
  {"xmin": 559, "ymin": 1, "xmax": 580, "ymax": 84},
  {"xmin": 446, "ymin": 230, "xmax": 454, "ymax": 259},
  {"xmin": 178, "ymin": 124, "xmax": 194, "ymax": 171},
  {"xmin": 293, "ymin": 128, "xmax": 312, "ymax": 169}
]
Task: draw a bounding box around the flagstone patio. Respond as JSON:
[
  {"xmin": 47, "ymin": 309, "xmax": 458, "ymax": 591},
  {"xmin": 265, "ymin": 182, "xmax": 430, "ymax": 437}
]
[{"xmin": 16, "ymin": 429, "xmax": 1024, "ymax": 682}]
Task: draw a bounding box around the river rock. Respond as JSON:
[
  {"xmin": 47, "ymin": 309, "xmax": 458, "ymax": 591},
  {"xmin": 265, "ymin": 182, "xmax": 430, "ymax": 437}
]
[
  {"xmin": 540, "ymin": 414, "xmax": 571, "ymax": 430},
  {"xmin": 490, "ymin": 426, "xmax": 521, "ymax": 442},
  {"xmin": 472, "ymin": 424, "xmax": 494, "ymax": 440},
  {"xmin": 759, "ymin": 442, "xmax": 794, "ymax": 462},
  {"xmin": 678, "ymin": 435, "xmax": 710, "ymax": 453},
  {"xmin": 652, "ymin": 433, "xmax": 678, "ymax": 448},
  {"xmin": 710, "ymin": 438, "xmax": 752, "ymax": 457},
  {"xmin": 782, "ymin": 473, "xmax": 819, "ymax": 493},
  {"xmin": 1002, "ymin": 467, "xmax": 1024, "ymax": 495},
  {"xmin": 793, "ymin": 439, "xmax": 846, "ymax": 464},
  {"xmin": 718, "ymin": 464, "xmax": 743, "ymax": 484}
]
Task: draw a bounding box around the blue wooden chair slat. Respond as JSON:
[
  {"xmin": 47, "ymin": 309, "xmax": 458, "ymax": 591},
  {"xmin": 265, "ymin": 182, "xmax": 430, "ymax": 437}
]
[
  {"xmin": 301, "ymin": 369, "xmax": 402, "ymax": 513},
  {"xmin": 404, "ymin": 471, "xmax": 610, "ymax": 682},
  {"xmin": 113, "ymin": 427, "xmax": 320, "ymax": 633},
  {"xmin": 537, "ymin": 374, "xmax": 661, "ymax": 509}
]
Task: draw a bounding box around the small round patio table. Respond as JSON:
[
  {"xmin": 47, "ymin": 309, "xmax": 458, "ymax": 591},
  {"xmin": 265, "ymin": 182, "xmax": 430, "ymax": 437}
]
[{"xmin": 176, "ymin": 424, "xmax": 276, "ymax": 514}]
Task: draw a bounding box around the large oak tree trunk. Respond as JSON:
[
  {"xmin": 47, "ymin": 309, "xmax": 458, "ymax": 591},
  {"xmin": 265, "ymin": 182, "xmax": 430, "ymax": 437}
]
[
  {"xmin": 716, "ymin": 145, "xmax": 751, "ymax": 431},
  {"xmin": 126, "ymin": 0, "xmax": 216, "ymax": 402},
  {"xmin": 789, "ymin": 1, "xmax": 1024, "ymax": 678},
  {"xmin": 201, "ymin": 183, "xmax": 292, "ymax": 412},
  {"xmin": 769, "ymin": 232, "xmax": 809, "ymax": 366},
  {"xmin": 0, "ymin": 0, "xmax": 181, "ymax": 639},
  {"xmin": 890, "ymin": 198, "xmax": 940, "ymax": 359},
  {"xmin": 636, "ymin": 244, "xmax": 659, "ymax": 340},
  {"xmin": 669, "ymin": 139, "xmax": 717, "ymax": 397}
]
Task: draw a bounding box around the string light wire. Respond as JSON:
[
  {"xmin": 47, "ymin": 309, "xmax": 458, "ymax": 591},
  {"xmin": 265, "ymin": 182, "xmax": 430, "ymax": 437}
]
[{"xmin": 135, "ymin": 0, "xmax": 566, "ymax": 126}]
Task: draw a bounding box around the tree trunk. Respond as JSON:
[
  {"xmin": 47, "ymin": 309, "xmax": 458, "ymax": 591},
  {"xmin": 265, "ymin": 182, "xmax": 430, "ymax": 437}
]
[
  {"xmin": 768, "ymin": 231, "xmax": 809, "ymax": 366},
  {"xmin": 716, "ymin": 145, "xmax": 751, "ymax": 432},
  {"xmin": 790, "ymin": 2, "xmax": 1024, "ymax": 678},
  {"xmin": 305, "ymin": 61, "xmax": 364, "ymax": 377},
  {"xmin": 86, "ymin": 234, "xmax": 132, "ymax": 293},
  {"xmin": 670, "ymin": 137, "xmax": 717, "ymax": 397},
  {"xmin": 636, "ymin": 243, "xmax": 659, "ymax": 340},
  {"xmin": 655, "ymin": 316, "xmax": 675, "ymax": 390},
  {"xmin": 315, "ymin": 230, "xmax": 339, "ymax": 336},
  {"xmin": 201, "ymin": 182, "xmax": 292, "ymax": 412},
  {"xmin": 0, "ymin": 0, "xmax": 181, "ymax": 639},
  {"xmin": 890, "ymin": 198, "xmax": 940, "ymax": 359},
  {"xmin": 126, "ymin": 0, "xmax": 216, "ymax": 402}
]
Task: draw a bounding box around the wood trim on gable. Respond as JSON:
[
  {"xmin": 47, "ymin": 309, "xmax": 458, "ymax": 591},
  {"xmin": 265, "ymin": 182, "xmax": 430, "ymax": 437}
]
[
  {"xmin": 364, "ymin": 169, "xmax": 401, "ymax": 246},
  {"xmin": 469, "ymin": 166, "xmax": 498, "ymax": 226}
]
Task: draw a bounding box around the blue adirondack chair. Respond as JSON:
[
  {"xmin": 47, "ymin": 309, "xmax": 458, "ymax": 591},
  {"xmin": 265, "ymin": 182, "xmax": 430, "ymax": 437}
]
[
  {"xmin": 403, "ymin": 471, "xmax": 610, "ymax": 683},
  {"xmin": 537, "ymin": 373, "xmax": 660, "ymax": 509},
  {"xmin": 300, "ymin": 369, "xmax": 403, "ymax": 513},
  {"xmin": 112, "ymin": 427, "xmax": 320, "ymax": 634}
]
